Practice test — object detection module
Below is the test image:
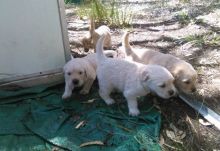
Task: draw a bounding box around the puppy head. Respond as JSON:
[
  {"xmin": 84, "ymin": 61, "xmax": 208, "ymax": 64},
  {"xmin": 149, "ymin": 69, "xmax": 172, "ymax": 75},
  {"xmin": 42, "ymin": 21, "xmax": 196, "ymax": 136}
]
[
  {"xmin": 173, "ymin": 62, "xmax": 197, "ymax": 94},
  {"xmin": 63, "ymin": 59, "xmax": 88, "ymax": 88},
  {"xmin": 141, "ymin": 65, "xmax": 177, "ymax": 99},
  {"xmin": 81, "ymin": 37, "xmax": 92, "ymax": 52}
]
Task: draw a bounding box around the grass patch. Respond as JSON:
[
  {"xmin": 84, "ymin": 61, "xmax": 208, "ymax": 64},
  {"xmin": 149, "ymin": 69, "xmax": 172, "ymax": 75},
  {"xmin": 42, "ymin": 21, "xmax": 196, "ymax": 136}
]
[
  {"xmin": 76, "ymin": 0, "xmax": 133, "ymax": 27},
  {"xmin": 176, "ymin": 10, "xmax": 191, "ymax": 25},
  {"xmin": 183, "ymin": 32, "xmax": 220, "ymax": 47},
  {"xmin": 65, "ymin": 0, "xmax": 90, "ymax": 4},
  {"xmin": 179, "ymin": 0, "xmax": 191, "ymax": 3}
]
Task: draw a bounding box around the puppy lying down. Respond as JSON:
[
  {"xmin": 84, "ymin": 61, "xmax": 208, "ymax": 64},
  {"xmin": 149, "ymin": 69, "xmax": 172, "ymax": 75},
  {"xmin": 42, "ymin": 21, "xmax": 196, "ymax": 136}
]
[
  {"xmin": 121, "ymin": 31, "xmax": 198, "ymax": 94},
  {"xmin": 62, "ymin": 50, "xmax": 117, "ymax": 100},
  {"xmin": 81, "ymin": 17, "xmax": 112, "ymax": 52},
  {"xmin": 96, "ymin": 35, "xmax": 176, "ymax": 116}
]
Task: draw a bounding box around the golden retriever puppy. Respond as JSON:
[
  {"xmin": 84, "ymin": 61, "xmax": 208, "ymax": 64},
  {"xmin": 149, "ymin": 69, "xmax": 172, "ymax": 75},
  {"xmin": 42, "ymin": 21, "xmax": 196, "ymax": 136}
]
[
  {"xmin": 121, "ymin": 31, "xmax": 198, "ymax": 94},
  {"xmin": 81, "ymin": 17, "xmax": 112, "ymax": 52},
  {"xmin": 81, "ymin": 35, "xmax": 93, "ymax": 51},
  {"xmin": 96, "ymin": 35, "xmax": 176, "ymax": 116},
  {"xmin": 62, "ymin": 50, "xmax": 117, "ymax": 100}
]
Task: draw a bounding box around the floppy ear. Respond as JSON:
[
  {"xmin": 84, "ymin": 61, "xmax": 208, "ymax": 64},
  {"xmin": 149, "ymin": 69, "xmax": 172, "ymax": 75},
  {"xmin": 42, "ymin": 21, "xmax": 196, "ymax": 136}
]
[
  {"xmin": 83, "ymin": 62, "xmax": 96, "ymax": 80},
  {"xmin": 70, "ymin": 54, "xmax": 74, "ymax": 60},
  {"xmin": 172, "ymin": 67, "xmax": 183, "ymax": 79},
  {"xmin": 84, "ymin": 69, "xmax": 87, "ymax": 78},
  {"xmin": 63, "ymin": 64, "xmax": 67, "ymax": 73},
  {"xmin": 141, "ymin": 70, "xmax": 150, "ymax": 81}
]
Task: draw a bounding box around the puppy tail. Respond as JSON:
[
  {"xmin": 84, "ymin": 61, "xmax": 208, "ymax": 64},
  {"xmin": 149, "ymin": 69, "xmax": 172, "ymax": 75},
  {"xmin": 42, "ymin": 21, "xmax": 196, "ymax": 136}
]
[
  {"xmin": 96, "ymin": 34, "xmax": 107, "ymax": 63},
  {"xmin": 89, "ymin": 16, "xmax": 95, "ymax": 35},
  {"xmin": 122, "ymin": 31, "xmax": 133, "ymax": 56}
]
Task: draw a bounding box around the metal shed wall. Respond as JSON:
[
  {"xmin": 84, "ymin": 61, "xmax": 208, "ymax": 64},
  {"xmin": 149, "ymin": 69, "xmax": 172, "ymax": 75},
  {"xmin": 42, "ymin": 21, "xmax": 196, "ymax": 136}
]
[{"xmin": 0, "ymin": 0, "xmax": 70, "ymax": 82}]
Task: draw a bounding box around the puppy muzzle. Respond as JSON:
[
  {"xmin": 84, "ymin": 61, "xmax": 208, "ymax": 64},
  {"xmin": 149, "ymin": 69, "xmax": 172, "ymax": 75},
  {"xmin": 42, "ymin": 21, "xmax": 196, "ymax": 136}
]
[
  {"xmin": 191, "ymin": 87, "xmax": 196, "ymax": 93},
  {"xmin": 84, "ymin": 48, "xmax": 89, "ymax": 52},
  {"xmin": 168, "ymin": 89, "xmax": 175, "ymax": 96},
  {"xmin": 72, "ymin": 79, "xmax": 79, "ymax": 86}
]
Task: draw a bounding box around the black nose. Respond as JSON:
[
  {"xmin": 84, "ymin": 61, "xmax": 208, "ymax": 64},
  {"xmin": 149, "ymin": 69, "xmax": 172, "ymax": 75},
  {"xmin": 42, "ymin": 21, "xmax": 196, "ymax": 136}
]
[
  {"xmin": 72, "ymin": 79, "xmax": 79, "ymax": 85},
  {"xmin": 168, "ymin": 90, "xmax": 174, "ymax": 96},
  {"xmin": 191, "ymin": 87, "xmax": 196, "ymax": 92},
  {"xmin": 84, "ymin": 48, "xmax": 89, "ymax": 52}
]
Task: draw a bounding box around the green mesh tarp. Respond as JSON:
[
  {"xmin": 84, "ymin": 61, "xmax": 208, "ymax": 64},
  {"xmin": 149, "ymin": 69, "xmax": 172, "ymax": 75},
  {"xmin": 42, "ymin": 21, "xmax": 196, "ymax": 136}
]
[{"xmin": 0, "ymin": 84, "xmax": 161, "ymax": 151}]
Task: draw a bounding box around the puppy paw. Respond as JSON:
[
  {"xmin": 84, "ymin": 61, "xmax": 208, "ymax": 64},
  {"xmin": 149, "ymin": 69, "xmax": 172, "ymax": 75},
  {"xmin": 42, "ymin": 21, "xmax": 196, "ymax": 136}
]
[
  {"xmin": 129, "ymin": 109, "xmax": 140, "ymax": 116},
  {"xmin": 80, "ymin": 89, "xmax": 89, "ymax": 95},
  {"xmin": 105, "ymin": 99, "xmax": 115, "ymax": 105},
  {"xmin": 62, "ymin": 93, "xmax": 71, "ymax": 100}
]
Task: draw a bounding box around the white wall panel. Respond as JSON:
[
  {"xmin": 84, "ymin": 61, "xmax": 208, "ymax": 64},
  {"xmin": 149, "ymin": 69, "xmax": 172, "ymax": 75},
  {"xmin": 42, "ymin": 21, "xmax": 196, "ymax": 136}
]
[{"xmin": 0, "ymin": 0, "xmax": 69, "ymax": 80}]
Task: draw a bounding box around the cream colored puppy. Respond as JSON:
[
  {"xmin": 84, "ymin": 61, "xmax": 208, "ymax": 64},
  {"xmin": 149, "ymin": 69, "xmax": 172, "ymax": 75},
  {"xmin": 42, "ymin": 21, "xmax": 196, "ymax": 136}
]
[
  {"xmin": 96, "ymin": 35, "xmax": 176, "ymax": 116},
  {"xmin": 62, "ymin": 50, "xmax": 117, "ymax": 100},
  {"xmin": 81, "ymin": 17, "xmax": 112, "ymax": 52},
  {"xmin": 121, "ymin": 31, "xmax": 197, "ymax": 94}
]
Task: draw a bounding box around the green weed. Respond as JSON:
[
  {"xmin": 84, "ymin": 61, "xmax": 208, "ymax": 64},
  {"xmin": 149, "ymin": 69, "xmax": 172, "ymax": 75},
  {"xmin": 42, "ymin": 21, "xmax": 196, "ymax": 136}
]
[
  {"xmin": 76, "ymin": 0, "xmax": 133, "ymax": 27},
  {"xmin": 177, "ymin": 11, "xmax": 191, "ymax": 25},
  {"xmin": 64, "ymin": 0, "xmax": 80, "ymax": 4},
  {"xmin": 184, "ymin": 34, "xmax": 205, "ymax": 46},
  {"xmin": 183, "ymin": 32, "xmax": 220, "ymax": 47},
  {"xmin": 179, "ymin": 0, "xmax": 191, "ymax": 3}
]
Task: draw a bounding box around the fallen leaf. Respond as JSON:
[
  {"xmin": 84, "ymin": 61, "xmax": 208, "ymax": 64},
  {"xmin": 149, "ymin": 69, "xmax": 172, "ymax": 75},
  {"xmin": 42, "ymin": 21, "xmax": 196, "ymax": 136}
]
[
  {"xmin": 117, "ymin": 125, "xmax": 132, "ymax": 132},
  {"xmin": 166, "ymin": 130, "xmax": 183, "ymax": 144},
  {"xmin": 75, "ymin": 120, "xmax": 86, "ymax": 129},
  {"xmin": 80, "ymin": 141, "xmax": 104, "ymax": 147},
  {"xmin": 154, "ymin": 104, "xmax": 161, "ymax": 111},
  {"xmin": 52, "ymin": 147, "xmax": 60, "ymax": 151},
  {"xmin": 170, "ymin": 123, "xmax": 178, "ymax": 134},
  {"xmin": 199, "ymin": 119, "xmax": 212, "ymax": 126},
  {"xmin": 169, "ymin": 123, "xmax": 186, "ymax": 140},
  {"xmin": 82, "ymin": 99, "xmax": 95, "ymax": 104},
  {"xmin": 159, "ymin": 135, "xmax": 165, "ymax": 146},
  {"xmin": 179, "ymin": 131, "xmax": 186, "ymax": 140},
  {"xmin": 166, "ymin": 130, "xmax": 175, "ymax": 140}
]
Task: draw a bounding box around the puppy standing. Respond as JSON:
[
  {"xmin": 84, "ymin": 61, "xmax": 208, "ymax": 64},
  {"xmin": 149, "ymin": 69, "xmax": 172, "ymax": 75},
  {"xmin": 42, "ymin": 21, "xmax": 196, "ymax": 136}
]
[
  {"xmin": 81, "ymin": 17, "xmax": 112, "ymax": 52},
  {"xmin": 96, "ymin": 35, "xmax": 176, "ymax": 116},
  {"xmin": 62, "ymin": 51, "xmax": 117, "ymax": 100},
  {"xmin": 121, "ymin": 31, "xmax": 198, "ymax": 94}
]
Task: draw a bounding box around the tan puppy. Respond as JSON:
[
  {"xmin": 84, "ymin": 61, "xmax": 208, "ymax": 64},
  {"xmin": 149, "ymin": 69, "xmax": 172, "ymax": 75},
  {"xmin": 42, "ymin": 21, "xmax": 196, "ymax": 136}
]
[
  {"xmin": 121, "ymin": 31, "xmax": 197, "ymax": 94},
  {"xmin": 62, "ymin": 50, "xmax": 117, "ymax": 100},
  {"xmin": 96, "ymin": 35, "xmax": 176, "ymax": 116},
  {"xmin": 81, "ymin": 17, "xmax": 112, "ymax": 52}
]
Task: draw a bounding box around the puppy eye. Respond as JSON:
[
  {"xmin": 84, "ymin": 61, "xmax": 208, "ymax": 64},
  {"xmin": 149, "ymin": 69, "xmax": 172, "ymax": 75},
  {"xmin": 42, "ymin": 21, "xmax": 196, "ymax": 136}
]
[
  {"xmin": 159, "ymin": 83, "xmax": 166, "ymax": 88},
  {"xmin": 183, "ymin": 80, "xmax": 190, "ymax": 84},
  {"xmin": 79, "ymin": 71, "xmax": 83, "ymax": 75},
  {"xmin": 67, "ymin": 72, "xmax": 71, "ymax": 76},
  {"xmin": 185, "ymin": 81, "xmax": 190, "ymax": 84}
]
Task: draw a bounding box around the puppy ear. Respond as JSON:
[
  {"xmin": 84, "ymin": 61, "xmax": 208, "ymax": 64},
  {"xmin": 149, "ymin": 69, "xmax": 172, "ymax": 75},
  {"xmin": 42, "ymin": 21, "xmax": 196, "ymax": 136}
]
[
  {"xmin": 141, "ymin": 70, "xmax": 150, "ymax": 81},
  {"xmin": 63, "ymin": 64, "xmax": 67, "ymax": 73},
  {"xmin": 71, "ymin": 54, "xmax": 74, "ymax": 60},
  {"xmin": 172, "ymin": 68, "xmax": 182, "ymax": 79},
  {"xmin": 84, "ymin": 69, "xmax": 87, "ymax": 78},
  {"xmin": 83, "ymin": 61, "xmax": 96, "ymax": 80}
]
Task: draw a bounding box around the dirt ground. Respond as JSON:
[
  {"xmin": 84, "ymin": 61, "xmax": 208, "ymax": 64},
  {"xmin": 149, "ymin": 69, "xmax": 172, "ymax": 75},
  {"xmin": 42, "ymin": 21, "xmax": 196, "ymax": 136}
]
[{"xmin": 65, "ymin": 1, "xmax": 220, "ymax": 150}]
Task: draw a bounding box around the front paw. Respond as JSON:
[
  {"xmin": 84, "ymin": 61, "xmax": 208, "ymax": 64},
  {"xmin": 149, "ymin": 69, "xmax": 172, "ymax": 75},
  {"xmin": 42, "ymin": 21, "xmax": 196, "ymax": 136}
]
[
  {"xmin": 80, "ymin": 89, "xmax": 89, "ymax": 95},
  {"xmin": 129, "ymin": 109, "xmax": 140, "ymax": 116},
  {"xmin": 62, "ymin": 93, "xmax": 71, "ymax": 100},
  {"xmin": 105, "ymin": 98, "xmax": 115, "ymax": 105}
]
